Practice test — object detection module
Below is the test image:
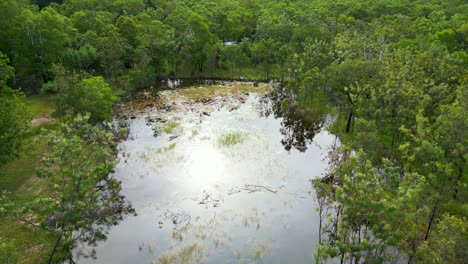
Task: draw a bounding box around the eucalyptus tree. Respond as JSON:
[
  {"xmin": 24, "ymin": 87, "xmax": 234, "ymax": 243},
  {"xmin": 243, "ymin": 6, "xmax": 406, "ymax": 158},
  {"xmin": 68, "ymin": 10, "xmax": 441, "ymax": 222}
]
[
  {"xmin": 15, "ymin": 6, "xmax": 73, "ymax": 88},
  {"xmin": 220, "ymin": 44, "xmax": 250, "ymax": 78}
]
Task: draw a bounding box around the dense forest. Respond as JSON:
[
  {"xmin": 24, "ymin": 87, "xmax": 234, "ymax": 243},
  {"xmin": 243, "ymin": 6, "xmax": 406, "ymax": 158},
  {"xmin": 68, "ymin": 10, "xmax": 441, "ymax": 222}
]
[{"xmin": 0, "ymin": 0, "xmax": 467, "ymax": 263}]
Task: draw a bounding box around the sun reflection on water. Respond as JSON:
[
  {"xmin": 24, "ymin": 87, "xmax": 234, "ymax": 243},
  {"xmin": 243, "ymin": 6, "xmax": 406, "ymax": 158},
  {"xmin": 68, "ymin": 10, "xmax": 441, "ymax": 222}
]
[{"xmin": 187, "ymin": 143, "xmax": 226, "ymax": 188}]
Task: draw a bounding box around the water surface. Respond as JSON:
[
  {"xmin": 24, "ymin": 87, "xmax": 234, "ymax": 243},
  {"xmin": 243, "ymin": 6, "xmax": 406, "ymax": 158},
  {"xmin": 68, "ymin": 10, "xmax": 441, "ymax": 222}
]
[{"xmin": 77, "ymin": 83, "xmax": 337, "ymax": 264}]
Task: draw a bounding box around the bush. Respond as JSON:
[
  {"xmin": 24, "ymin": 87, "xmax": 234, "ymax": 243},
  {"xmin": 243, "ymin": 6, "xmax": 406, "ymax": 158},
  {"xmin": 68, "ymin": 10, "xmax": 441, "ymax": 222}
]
[
  {"xmin": 40, "ymin": 82, "xmax": 58, "ymax": 94},
  {"xmin": 53, "ymin": 76, "xmax": 115, "ymax": 123}
]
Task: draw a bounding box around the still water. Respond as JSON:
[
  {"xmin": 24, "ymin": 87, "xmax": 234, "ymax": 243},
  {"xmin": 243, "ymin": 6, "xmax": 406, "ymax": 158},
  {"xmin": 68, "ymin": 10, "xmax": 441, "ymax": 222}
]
[{"xmin": 77, "ymin": 83, "xmax": 337, "ymax": 264}]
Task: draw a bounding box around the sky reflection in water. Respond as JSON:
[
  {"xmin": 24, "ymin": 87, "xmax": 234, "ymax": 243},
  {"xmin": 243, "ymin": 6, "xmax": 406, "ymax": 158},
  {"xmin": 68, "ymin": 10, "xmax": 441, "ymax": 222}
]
[{"xmin": 76, "ymin": 84, "xmax": 337, "ymax": 264}]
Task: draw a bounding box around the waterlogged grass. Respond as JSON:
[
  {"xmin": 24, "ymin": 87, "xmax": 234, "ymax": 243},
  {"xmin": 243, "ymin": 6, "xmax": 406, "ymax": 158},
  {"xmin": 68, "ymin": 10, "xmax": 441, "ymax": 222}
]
[
  {"xmin": 166, "ymin": 82, "xmax": 271, "ymax": 102},
  {"xmin": 189, "ymin": 129, "xmax": 200, "ymax": 140},
  {"xmin": 157, "ymin": 143, "xmax": 177, "ymax": 153},
  {"xmin": 153, "ymin": 243, "xmax": 203, "ymax": 264},
  {"xmin": 219, "ymin": 133, "xmax": 243, "ymax": 147},
  {"xmin": 251, "ymin": 240, "xmax": 270, "ymax": 260},
  {"xmin": 162, "ymin": 122, "xmax": 180, "ymax": 134}
]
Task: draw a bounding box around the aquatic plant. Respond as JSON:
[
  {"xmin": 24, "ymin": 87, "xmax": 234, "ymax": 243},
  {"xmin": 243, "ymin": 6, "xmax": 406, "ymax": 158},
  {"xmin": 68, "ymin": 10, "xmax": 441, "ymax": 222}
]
[
  {"xmin": 153, "ymin": 243, "xmax": 203, "ymax": 264},
  {"xmin": 157, "ymin": 143, "xmax": 177, "ymax": 153},
  {"xmin": 218, "ymin": 133, "xmax": 243, "ymax": 146},
  {"xmin": 162, "ymin": 122, "xmax": 180, "ymax": 134}
]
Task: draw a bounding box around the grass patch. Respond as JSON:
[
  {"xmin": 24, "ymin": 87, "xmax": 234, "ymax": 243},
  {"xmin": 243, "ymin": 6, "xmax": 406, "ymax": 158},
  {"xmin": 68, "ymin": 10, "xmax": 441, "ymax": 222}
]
[
  {"xmin": 0, "ymin": 217, "xmax": 56, "ymax": 264},
  {"xmin": 218, "ymin": 133, "xmax": 243, "ymax": 147},
  {"xmin": 0, "ymin": 138, "xmax": 46, "ymax": 192},
  {"xmin": 27, "ymin": 95, "xmax": 54, "ymax": 119},
  {"xmin": 171, "ymin": 82, "xmax": 271, "ymax": 102},
  {"xmin": 162, "ymin": 122, "xmax": 180, "ymax": 134},
  {"xmin": 0, "ymin": 135, "xmax": 56, "ymax": 264}
]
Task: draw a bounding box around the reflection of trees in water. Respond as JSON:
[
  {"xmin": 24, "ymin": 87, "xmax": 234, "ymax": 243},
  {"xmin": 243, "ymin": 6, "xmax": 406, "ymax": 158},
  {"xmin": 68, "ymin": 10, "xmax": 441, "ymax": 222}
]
[
  {"xmin": 259, "ymin": 89, "xmax": 323, "ymax": 152},
  {"xmin": 72, "ymin": 180, "xmax": 135, "ymax": 262}
]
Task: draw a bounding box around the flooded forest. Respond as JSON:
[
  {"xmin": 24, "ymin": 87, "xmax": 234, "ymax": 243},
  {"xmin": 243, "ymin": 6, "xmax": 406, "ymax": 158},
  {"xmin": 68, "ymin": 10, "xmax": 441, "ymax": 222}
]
[{"xmin": 0, "ymin": 0, "xmax": 467, "ymax": 264}]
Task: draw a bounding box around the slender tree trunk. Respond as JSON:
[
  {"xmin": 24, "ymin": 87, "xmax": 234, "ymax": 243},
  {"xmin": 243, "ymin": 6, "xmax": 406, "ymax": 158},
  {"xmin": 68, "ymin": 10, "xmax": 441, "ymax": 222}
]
[
  {"xmin": 424, "ymin": 199, "xmax": 440, "ymax": 241},
  {"xmin": 48, "ymin": 233, "xmax": 63, "ymax": 264},
  {"xmin": 453, "ymin": 154, "xmax": 465, "ymax": 199},
  {"xmin": 318, "ymin": 206, "xmax": 323, "ymax": 244},
  {"xmin": 345, "ymin": 111, "xmax": 353, "ymax": 133}
]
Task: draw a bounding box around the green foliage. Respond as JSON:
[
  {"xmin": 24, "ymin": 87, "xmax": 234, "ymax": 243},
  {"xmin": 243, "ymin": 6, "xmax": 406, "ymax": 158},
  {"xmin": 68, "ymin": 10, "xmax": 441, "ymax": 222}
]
[
  {"xmin": 53, "ymin": 71, "xmax": 115, "ymax": 123},
  {"xmin": 12, "ymin": 115, "xmax": 134, "ymax": 262},
  {"xmin": 417, "ymin": 214, "xmax": 468, "ymax": 263},
  {"xmin": 221, "ymin": 45, "xmax": 250, "ymax": 78},
  {"xmin": 251, "ymin": 38, "xmax": 280, "ymax": 79},
  {"xmin": 0, "ymin": 52, "xmax": 14, "ymax": 88},
  {"xmin": 0, "ymin": 0, "xmax": 467, "ymax": 262},
  {"xmin": 435, "ymin": 29, "xmax": 458, "ymax": 51},
  {"xmin": 0, "ymin": 241, "xmax": 19, "ymax": 264},
  {"xmin": 62, "ymin": 44, "xmax": 99, "ymax": 71},
  {"xmin": 0, "ymin": 87, "xmax": 32, "ymax": 164}
]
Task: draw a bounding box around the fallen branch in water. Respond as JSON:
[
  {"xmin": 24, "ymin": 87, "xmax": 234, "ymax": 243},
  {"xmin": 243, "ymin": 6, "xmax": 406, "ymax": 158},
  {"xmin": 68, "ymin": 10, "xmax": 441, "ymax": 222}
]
[{"xmin": 244, "ymin": 184, "xmax": 279, "ymax": 194}]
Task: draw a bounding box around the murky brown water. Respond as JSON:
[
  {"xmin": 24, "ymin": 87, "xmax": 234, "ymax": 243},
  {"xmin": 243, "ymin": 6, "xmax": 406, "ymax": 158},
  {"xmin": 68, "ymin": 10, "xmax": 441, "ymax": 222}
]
[{"xmin": 76, "ymin": 82, "xmax": 338, "ymax": 264}]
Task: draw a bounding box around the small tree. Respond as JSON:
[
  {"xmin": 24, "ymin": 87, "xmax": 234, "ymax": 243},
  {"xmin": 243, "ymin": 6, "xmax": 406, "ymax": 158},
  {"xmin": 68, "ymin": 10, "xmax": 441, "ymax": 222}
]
[
  {"xmin": 0, "ymin": 52, "xmax": 14, "ymax": 88},
  {"xmin": 11, "ymin": 115, "xmax": 134, "ymax": 263},
  {"xmin": 74, "ymin": 77, "xmax": 115, "ymax": 123},
  {"xmin": 221, "ymin": 45, "xmax": 250, "ymax": 78},
  {"xmin": 0, "ymin": 52, "xmax": 32, "ymax": 164},
  {"xmin": 53, "ymin": 73, "xmax": 115, "ymax": 124},
  {"xmin": 251, "ymin": 38, "xmax": 280, "ymax": 80}
]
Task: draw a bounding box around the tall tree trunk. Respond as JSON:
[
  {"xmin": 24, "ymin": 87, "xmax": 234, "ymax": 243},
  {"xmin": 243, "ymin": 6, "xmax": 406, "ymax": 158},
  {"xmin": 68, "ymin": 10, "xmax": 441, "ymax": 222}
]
[
  {"xmin": 424, "ymin": 199, "xmax": 440, "ymax": 241},
  {"xmin": 345, "ymin": 111, "xmax": 353, "ymax": 133}
]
